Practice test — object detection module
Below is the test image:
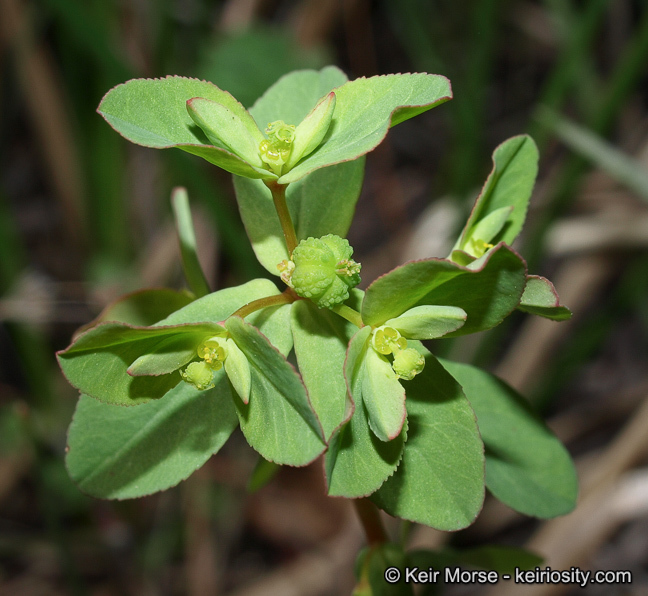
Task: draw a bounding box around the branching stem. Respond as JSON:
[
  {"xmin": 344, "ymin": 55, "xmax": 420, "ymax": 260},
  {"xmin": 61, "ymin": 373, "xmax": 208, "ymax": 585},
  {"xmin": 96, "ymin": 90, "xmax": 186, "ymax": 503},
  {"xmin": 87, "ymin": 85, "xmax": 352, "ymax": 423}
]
[
  {"xmin": 331, "ymin": 304, "xmax": 364, "ymax": 328},
  {"xmin": 232, "ymin": 290, "xmax": 296, "ymax": 319},
  {"xmin": 265, "ymin": 180, "xmax": 298, "ymax": 255}
]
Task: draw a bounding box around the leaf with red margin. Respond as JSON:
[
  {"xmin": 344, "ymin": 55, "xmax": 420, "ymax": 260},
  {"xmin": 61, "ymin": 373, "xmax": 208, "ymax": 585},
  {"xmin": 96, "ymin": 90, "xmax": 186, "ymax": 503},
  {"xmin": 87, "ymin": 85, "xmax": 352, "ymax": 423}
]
[
  {"xmin": 279, "ymin": 73, "xmax": 452, "ymax": 183},
  {"xmin": 98, "ymin": 76, "xmax": 273, "ymax": 179},
  {"xmin": 58, "ymin": 322, "xmax": 224, "ymax": 406},
  {"xmin": 518, "ymin": 275, "xmax": 572, "ymax": 321},
  {"xmin": 439, "ymin": 358, "xmax": 577, "ymax": 518},
  {"xmin": 453, "ymin": 135, "xmax": 539, "ymax": 254},
  {"xmin": 362, "ymin": 243, "xmax": 527, "ymax": 334},
  {"xmin": 66, "ymin": 378, "xmax": 238, "ymax": 500},
  {"xmin": 362, "ymin": 347, "xmax": 407, "ymax": 442},
  {"xmin": 371, "ymin": 344, "xmax": 484, "ymax": 530},
  {"xmin": 324, "ymin": 326, "xmax": 406, "ymax": 498},
  {"xmin": 291, "ymin": 296, "xmax": 358, "ymax": 441},
  {"xmin": 57, "ymin": 279, "xmax": 284, "ymax": 406},
  {"xmin": 225, "ymin": 316, "xmax": 326, "ymax": 466}
]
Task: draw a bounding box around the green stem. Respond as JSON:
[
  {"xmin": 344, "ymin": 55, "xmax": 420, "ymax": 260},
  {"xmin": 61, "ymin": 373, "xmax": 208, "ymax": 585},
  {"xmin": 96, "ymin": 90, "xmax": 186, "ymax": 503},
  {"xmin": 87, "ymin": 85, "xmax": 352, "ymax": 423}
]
[
  {"xmin": 231, "ymin": 290, "xmax": 295, "ymax": 320},
  {"xmin": 265, "ymin": 180, "xmax": 298, "ymax": 255},
  {"xmin": 353, "ymin": 498, "xmax": 388, "ymax": 546},
  {"xmin": 331, "ymin": 303, "xmax": 364, "ymax": 328},
  {"xmin": 399, "ymin": 520, "xmax": 412, "ymax": 548}
]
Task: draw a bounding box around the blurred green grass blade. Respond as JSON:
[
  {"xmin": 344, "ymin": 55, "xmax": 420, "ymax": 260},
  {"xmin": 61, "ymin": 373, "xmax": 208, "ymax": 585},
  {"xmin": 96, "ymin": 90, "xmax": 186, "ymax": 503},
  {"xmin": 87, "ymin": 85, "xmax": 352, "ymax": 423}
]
[
  {"xmin": 530, "ymin": 0, "xmax": 610, "ymax": 147},
  {"xmin": 197, "ymin": 26, "xmax": 330, "ymax": 109},
  {"xmin": 524, "ymin": 7, "xmax": 648, "ymax": 269},
  {"xmin": 42, "ymin": 0, "xmax": 132, "ymax": 81},
  {"xmin": 247, "ymin": 456, "xmax": 281, "ymax": 493},
  {"xmin": 540, "ymin": 0, "xmax": 601, "ymax": 121},
  {"xmin": 0, "ymin": 193, "xmax": 54, "ymax": 406},
  {"xmin": 168, "ymin": 153, "xmax": 265, "ymax": 281},
  {"xmin": 4, "ymin": 326, "xmax": 56, "ymax": 408},
  {"xmin": 382, "ymin": 0, "xmax": 445, "ymax": 73},
  {"xmin": 384, "ymin": 0, "xmax": 503, "ymax": 197},
  {"xmin": 539, "ymin": 108, "xmax": 648, "ymax": 203},
  {"xmin": 449, "ymin": 0, "xmax": 502, "ymax": 197},
  {"xmin": 86, "ymin": 120, "xmax": 131, "ymax": 269},
  {"xmin": 594, "ymin": 6, "xmax": 648, "ymax": 133},
  {"xmin": 171, "ymin": 188, "xmax": 211, "ymax": 298},
  {"xmin": 543, "ymin": 0, "xmax": 573, "ymax": 38}
]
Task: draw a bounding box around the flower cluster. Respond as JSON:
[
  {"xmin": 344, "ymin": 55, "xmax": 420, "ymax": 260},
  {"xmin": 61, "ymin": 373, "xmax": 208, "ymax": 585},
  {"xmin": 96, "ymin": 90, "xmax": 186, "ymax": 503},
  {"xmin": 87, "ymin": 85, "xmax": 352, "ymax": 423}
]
[
  {"xmin": 281, "ymin": 234, "xmax": 361, "ymax": 309},
  {"xmin": 371, "ymin": 326, "xmax": 425, "ymax": 381}
]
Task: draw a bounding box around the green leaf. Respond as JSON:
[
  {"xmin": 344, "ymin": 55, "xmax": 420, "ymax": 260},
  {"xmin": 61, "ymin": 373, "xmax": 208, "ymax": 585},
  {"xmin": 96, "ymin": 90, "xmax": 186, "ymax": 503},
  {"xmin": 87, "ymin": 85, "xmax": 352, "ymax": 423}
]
[
  {"xmin": 290, "ymin": 299, "xmax": 355, "ymax": 440},
  {"xmin": 88, "ymin": 288, "xmax": 194, "ymax": 327},
  {"xmin": 362, "ymin": 348, "xmax": 406, "ymax": 442},
  {"xmin": 225, "ymin": 316, "xmax": 325, "ymax": 466},
  {"xmin": 366, "ymin": 543, "xmax": 413, "ymax": 596},
  {"xmin": 250, "ymin": 66, "xmax": 348, "ymax": 133},
  {"xmin": 454, "ymin": 135, "xmax": 539, "ymax": 254},
  {"xmin": 385, "ymin": 305, "xmax": 467, "ymax": 339},
  {"xmin": 66, "ymin": 379, "xmax": 238, "ymax": 499},
  {"xmin": 58, "ymin": 322, "xmax": 223, "ymax": 405},
  {"xmin": 371, "ymin": 346, "xmax": 484, "ymax": 530},
  {"xmin": 362, "ymin": 244, "xmax": 527, "ymax": 335},
  {"xmin": 234, "ymin": 158, "xmax": 365, "ymax": 273},
  {"xmin": 326, "ymin": 401, "xmax": 407, "ymax": 498},
  {"xmin": 280, "ymin": 73, "xmax": 452, "ymax": 183},
  {"xmin": 127, "ymin": 333, "xmax": 207, "ymax": 376},
  {"xmin": 98, "ymin": 76, "xmax": 273, "ymax": 179},
  {"xmin": 455, "ymin": 545, "xmax": 543, "ymax": 575},
  {"xmin": 157, "ymin": 279, "xmax": 280, "ymax": 328},
  {"xmin": 156, "ymin": 279, "xmax": 294, "ymax": 359},
  {"xmin": 325, "ymin": 327, "xmax": 406, "ymax": 498},
  {"xmin": 518, "ymin": 275, "xmax": 572, "ymax": 321},
  {"xmin": 247, "ymin": 456, "xmax": 281, "ymax": 493},
  {"xmin": 58, "ymin": 279, "xmax": 281, "ymax": 406},
  {"xmin": 439, "ymin": 359, "xmax": 578, "ymax": 518},
  {"xmin": 471, "ymin": 206, "xmax": 513, "ymax": 242}
]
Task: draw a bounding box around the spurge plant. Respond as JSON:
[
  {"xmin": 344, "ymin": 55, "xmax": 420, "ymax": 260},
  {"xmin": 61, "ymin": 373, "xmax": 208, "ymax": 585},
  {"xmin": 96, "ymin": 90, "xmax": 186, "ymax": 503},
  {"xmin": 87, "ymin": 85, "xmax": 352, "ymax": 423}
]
[{"xmin": 58, "ymin": 66, "xmax": 577, "ymax": 593}]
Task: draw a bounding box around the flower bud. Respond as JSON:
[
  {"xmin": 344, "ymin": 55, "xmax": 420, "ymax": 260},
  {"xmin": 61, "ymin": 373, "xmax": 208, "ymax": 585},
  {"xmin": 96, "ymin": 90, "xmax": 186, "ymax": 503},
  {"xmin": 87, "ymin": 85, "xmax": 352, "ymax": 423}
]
[
  {"xmin": 289, "ymin": 234, "xmax": 361, "ymax": 309},
  {"xmin": 181, "ymin": 361, "xmax": 216, "ymax": 391},
  {"xmin": 392, "ymin": 348, "xmax": 425, "ymax": 381}
]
